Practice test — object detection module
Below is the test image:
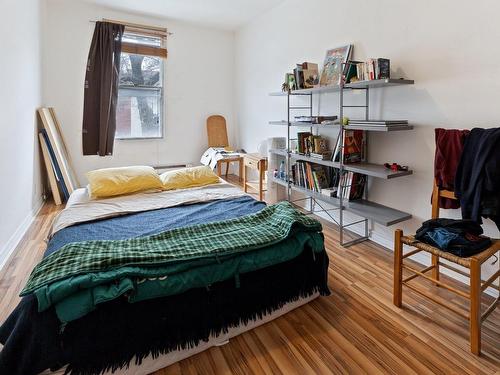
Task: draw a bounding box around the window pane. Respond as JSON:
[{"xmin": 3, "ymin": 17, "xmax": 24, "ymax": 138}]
[
  {"xmin": 122, "ymin": 32, "xmax": 161, "ymax": 47},
  {"xmin": 119, "ymin": 53, "xmax": 162, "ymax": 87},
  {"xmin": 116, "ymin": 88, "xmax": 162, "ymax": 139}
]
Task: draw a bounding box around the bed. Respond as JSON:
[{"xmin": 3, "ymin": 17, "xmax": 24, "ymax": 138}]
[{"xmin": 0, "ymin": 180, "xmax": 330, "ymax": 375}]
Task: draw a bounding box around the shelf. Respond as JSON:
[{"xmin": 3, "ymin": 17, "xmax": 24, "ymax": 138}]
[
  {"xmin": 269, "ymin": 78, "xmax": 414, "ymax": 96},
  {"xmin": 271, "ymin": 176, "xmax": 289, "ymax": 188},
  {"xmin": 290, "ymin": 184, "xmax": 412, "ymax": 226},
  {"xmin": 268, "ymin": 149, "xmax": 413, "ymax": 179},
  {"xmin": 269, "ymin": 121, "xmax": 413, "ymax": 132},
  {"xmin": 346, "ymin": 78, "xmax": 415, "ymax": 89}
]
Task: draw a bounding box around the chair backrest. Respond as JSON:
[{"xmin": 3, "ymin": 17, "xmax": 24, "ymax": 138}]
[
  {"xmin": 207, "ymin": 115, "xmax": 229, "ymax": 148},
  {"xmin": 431, "ymin": 179, "xmax": 458, "ymax": 219}
]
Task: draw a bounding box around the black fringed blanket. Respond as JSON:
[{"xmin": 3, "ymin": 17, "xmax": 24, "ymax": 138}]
[
  {"xmin": 0, "ymin": 248, "xmax": 329, "ymax": 375},
  {"xmin": 0, "ymin": 197, "xmax": 330, "ymax": 374}
]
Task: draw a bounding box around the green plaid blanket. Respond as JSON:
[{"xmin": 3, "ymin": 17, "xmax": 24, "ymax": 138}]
[{"xmin": 21, "ymin": 201, "xmax": 321, "ymax": 296}]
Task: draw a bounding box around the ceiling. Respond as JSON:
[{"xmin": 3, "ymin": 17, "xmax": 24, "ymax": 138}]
[{"xmin": 81, "ymin": 0, "xmax": 285, "ymax": 30}]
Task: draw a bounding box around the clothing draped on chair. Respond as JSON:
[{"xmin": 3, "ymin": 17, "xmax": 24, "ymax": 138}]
[
  {"xmin": 433, "ymin": 128, "xmax": 469, "ymax": 209},
  {"xmin": 455, "ymin": 127, "xmax": 500, "ymax": 229},
  {"xmin": 82, "ymin": 21, "xmax": 125, "ymax": 156}
]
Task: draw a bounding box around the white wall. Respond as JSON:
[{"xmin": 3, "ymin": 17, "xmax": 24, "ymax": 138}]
[
  {"xmin": 43, "ymin": 0, "xmax": 235, "ymax": 184},
  {"xmin": 235, "ymin": 0, "xmax": 500, "ymax": 288},
  {"xmin": 0, "ymin": 0, "xmax": 45, "ymax": 268}
]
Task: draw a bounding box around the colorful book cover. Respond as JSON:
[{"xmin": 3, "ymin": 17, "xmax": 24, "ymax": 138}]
[{"xmin": 319, "ymin": 45, "xmax": 352, "ymax": 86}]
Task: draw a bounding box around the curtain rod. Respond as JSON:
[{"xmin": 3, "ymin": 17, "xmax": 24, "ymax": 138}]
[{"xmin": 89, "ymin": 19, "xmax": 173, "ymax": 36}]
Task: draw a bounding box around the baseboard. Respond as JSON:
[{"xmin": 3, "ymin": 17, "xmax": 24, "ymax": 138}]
[{"xmin": 0, "ymin": 197, "xmax": 45, "ymax": 271}]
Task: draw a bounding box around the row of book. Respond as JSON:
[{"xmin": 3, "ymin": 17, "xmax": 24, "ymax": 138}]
[
  {"xmin": 285, "ymin": 62, "xmax": 320, "ymax": 91},
  {"xmin": 331, "ymin": 171, "xmax": 366, "ymax": 200},
  {"xmin": 290, "ymin": 161, "xmax": 366, "ymax": 201},
  {"xmin": 353, "ymin": 58, "xmax": 390, "ymax": 82},
  {"xmin": 291, "ymin": 161, "xmax": 329, "ymax": 192},
  {"xmin": 294, "ymin": 129, "xmax": 365, "ymax": 163},
  {"xmin": 296, "ymin": 132, "xmax": 329, "ymax": 156}
]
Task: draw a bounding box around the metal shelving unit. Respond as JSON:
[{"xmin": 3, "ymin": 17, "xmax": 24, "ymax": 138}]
[{"xmin": 269, "ymin": 76, "xmax": 414, "ymax": 246}]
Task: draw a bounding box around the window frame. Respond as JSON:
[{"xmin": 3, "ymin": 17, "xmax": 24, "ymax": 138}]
[{"xmin": 115, "ymin": 34, "xmax": 166, "ymax": 141}]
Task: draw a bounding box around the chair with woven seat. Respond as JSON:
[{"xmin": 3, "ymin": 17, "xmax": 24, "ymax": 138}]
[
  {"xmin": 206, "ymin": 115, "xmax": 243, "ymax": 180},
  {"xmin": 393, "ymin": 180, "xmax": 499, "ymax": 355}
]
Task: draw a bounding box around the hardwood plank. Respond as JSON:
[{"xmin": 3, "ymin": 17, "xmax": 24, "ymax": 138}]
[{"xmin": 0, "ymin": 175, "xmax": 498, "ymax": 375}]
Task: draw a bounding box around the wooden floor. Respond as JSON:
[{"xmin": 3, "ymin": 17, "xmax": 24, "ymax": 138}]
[{"xmin": 1, "ymin": 176, "xmax": 499, "ymax": 375}]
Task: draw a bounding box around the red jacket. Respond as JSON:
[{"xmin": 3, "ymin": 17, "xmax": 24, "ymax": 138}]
[{"xmin": 434, "ymin": 128, "xmax": 469, "ymax": 209}]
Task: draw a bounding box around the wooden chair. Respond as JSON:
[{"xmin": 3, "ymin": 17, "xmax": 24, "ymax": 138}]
[
  {"xmin": 206, "ymin": 115, "xmax": 243, "ymax": 180},
  {"xmin": 393, "ymin": 180, "xmax": 499, "ymax": 355}
]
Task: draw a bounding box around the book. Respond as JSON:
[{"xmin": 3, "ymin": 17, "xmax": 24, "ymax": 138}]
[
  {"xmin": 294, "ymin": 115, "xmax": 338, "ymax": 124},
  {"xmin": 332, "ymin": 130, "xmax": 364, "ymax": 163},
  {"xmin": 294, "ymin": 65, "xmax": 305, "ymax": 89},
  {"xmin": 346, "ymin": 125, "xmax": 410, "ymax": 132},
  {"xmin": 312, "ymin": 164, "xmax": 329, "ymax": 189},
  {"xmin": 348, "ymin": 119, "xmax": 408, "ymax": 125},
  {"xmin": 313, "ymin": 136, "xmax": 328, "ymax": 153},
  {"xmin": 310, "ymin": 151, "xmax": 333, "ymax": 160},
  {"xmin": 302, "ymin": 62, "xmax": 319, "ymax": 88},
  {"xmin": 343, "ymin": 130, "xmax": 364, "ymax": 163},
  {"xmin": 377, "ymin": 58, "xmax": 390, "ymax": 79},
  {"xmin": 320, "ymin": 187, "xmax": 337, "ymax": 197},
  {"xmin": 344, "ymin": 61, "xmax": 360, "ymax": 83},
  {"xmin": 297, "ymin": 132, "xmax": 312, "ymax": 154},
  {"xmin": 319, "ymin": 45, "xmax": 353, "ymax": 86}
]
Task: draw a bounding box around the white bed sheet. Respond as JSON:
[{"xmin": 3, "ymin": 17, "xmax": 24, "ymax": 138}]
[{"xmin": 50, "ymin": 180, "xmax": 247, "ymax": 237}]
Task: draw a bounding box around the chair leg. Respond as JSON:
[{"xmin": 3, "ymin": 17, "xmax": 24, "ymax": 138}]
[
  {"xmin": 432, "ymin": 254, "xmax": 440, "ymax": 286},
  {"xmin": 225, "ymin": 162, "xmax": 229, "ymax": 177},
  {"xmin": 469, "ymin": 259, "xmax": 481, "ymax": 355},
  {"xmin": 393, "ymin": 229, "xmax": 403, "ymax": 308},
  {"xmin": 216, "ymin": 161, "xmax": 222, "ymax": 177}
]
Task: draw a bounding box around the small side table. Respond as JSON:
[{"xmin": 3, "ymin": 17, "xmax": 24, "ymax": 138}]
[
  {"xmin": 216, "ymin": 156, "xmax": 243, "ymax": 181},
  {"xmin": 243, "ymin": 153, "xmax": 268, "ymax": 201}
]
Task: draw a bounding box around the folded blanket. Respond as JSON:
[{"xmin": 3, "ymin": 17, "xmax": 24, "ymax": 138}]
[{"xmin": 21, "ymin": 201, "xmax": 324, "ymax": 322}]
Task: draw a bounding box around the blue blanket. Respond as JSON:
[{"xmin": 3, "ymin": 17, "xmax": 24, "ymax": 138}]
[{"xmin": 46, "ymin": 196, "xmax": 266, "ymax": 257}]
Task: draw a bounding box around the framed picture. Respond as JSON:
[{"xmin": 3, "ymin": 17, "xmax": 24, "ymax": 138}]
[{"xmin": 319, "ymin": 45, "xmax": 353, "ymax": 87}]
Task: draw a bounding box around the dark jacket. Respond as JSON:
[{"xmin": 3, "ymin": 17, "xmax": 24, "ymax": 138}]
[{"xmin": 454, "ymin": 127, "xmax": 500, "ymax": 229}]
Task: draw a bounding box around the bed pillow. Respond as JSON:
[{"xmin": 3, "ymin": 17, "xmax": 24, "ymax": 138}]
[
  {"xmin": 87, "ymin": 166, "xmax": 163, "ymax": 199},
  {"xmin": 160, "ymin": 166, "xmax": 220, "ymax": 190}
]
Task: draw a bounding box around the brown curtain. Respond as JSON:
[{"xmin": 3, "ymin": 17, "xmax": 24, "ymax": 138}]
[{"xmin": 82, "ymin": 21, "xmax": 125, "ymax": 156}]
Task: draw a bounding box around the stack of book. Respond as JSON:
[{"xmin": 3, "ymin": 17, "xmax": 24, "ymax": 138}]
[
  {"xmin": 355, "ymin": 58, "xmax": 390, "ymax": 81},
  {"xmin": 347, "ymin": 120, "xmax": 409, "ymax": 130},
  {"xmin": 294, "ymin": 115, "xmax": 338, "ymax": 125}
]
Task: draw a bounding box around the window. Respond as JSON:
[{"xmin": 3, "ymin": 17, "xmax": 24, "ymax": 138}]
[{"xmin": 116, "ymin": 29, "xmax": 167, "ymax": 139}]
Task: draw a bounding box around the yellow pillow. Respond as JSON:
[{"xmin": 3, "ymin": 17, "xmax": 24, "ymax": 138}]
[
  {"xmin": 160, "ymin": 166, "xmax": 220, "ymax": 190},
  {"xmin": 87, "ymin": 166, "xmax": 163, "ymax": 198}
]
